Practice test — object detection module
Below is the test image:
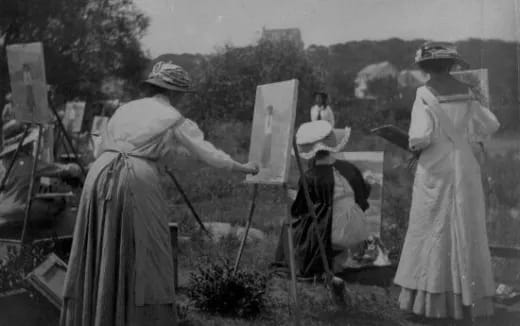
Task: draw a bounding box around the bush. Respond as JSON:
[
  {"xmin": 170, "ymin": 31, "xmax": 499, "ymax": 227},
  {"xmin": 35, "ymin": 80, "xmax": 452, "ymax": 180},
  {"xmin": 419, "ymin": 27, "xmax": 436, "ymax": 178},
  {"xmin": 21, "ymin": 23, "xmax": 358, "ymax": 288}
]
[{"xmin": 187, "ymin": 258, "xmax": 268, "ymax": 319}]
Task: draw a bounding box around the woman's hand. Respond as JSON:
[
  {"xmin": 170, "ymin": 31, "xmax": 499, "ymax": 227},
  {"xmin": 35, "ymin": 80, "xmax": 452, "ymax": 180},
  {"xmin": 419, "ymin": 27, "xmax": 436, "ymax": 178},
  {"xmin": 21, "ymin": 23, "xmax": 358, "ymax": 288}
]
[
  {"xmin": 407, "ymin": 150, "xmax": 421, "ymax": 171},
  {"xmin": 65, "ymin": 163, "xmax": 82, "ymax": 177},
  {"xmin": 235, "ymin": 161, "xmax": 259, "ymax": 175}
]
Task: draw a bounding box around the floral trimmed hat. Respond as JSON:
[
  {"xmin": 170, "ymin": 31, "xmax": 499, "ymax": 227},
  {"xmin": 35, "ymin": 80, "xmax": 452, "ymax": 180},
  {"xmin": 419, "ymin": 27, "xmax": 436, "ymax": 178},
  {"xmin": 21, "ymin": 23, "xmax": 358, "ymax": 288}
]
[
  {"xmin": 144, "ymin": 61, "xmax": 194, "ymax": 92},
  {"xmin": 415, "ymin": 42, "xmax": 469, "ymax": 68},
  {"xmin": 294, "ymin": 120, "xmax": 351, "ymax": 160}
]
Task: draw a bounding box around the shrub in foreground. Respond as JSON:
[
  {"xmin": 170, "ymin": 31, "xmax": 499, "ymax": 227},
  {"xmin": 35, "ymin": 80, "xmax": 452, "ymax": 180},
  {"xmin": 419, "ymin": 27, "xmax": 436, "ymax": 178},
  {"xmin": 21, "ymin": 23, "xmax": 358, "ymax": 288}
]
[{"xmin": 187, "ymin": 258, "xmax": 268, "ymax": 319}]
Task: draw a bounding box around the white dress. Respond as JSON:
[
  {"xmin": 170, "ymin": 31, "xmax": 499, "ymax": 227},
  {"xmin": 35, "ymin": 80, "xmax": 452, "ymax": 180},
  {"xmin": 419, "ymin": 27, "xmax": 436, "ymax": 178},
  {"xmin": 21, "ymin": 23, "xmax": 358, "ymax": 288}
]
[
  {"xmin": 61, "ymin": 94, "xmax": 236, "ymax": 325},
  {"xmin": 331, "ymin": 168, "xmax": 369, "ymax": 250},
  {"xmin": 310, "ymin": 105, "xmax": 335, "ymax": 127},
  {"xmin": 394, "ymin": 86, "xmax": 500, "ymax": 319}
]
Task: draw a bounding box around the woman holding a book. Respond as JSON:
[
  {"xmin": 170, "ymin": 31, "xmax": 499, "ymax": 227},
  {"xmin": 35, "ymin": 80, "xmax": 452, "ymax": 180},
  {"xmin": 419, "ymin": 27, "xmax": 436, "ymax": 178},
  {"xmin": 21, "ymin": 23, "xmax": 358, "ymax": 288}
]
[{"xmin": 394, "ymin": 42, "xmax": 500, "ymax": 322}]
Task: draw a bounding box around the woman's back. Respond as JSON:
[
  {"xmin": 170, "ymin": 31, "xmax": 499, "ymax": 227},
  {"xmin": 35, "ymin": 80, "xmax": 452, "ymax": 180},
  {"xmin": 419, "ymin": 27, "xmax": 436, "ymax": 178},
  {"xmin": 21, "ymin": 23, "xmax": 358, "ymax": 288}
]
[{"xmin": 434, "ymin": 94, "xmax": 475, "ymax": 137}]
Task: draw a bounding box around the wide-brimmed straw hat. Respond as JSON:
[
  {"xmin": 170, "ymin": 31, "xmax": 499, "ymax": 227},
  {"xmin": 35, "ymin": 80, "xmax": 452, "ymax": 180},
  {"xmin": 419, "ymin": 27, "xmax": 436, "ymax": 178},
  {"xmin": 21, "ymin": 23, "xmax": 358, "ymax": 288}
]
[
  {"xmin": 415, "ymin": 42, "xmax": 469, "ymax": 69},
  {"xmin": 293, "ymin": 120, "xmax": 351, "ymax": 160},
  {"xmin": 144, "ymin": 61, "xmax": 195, "ymax": 92}
]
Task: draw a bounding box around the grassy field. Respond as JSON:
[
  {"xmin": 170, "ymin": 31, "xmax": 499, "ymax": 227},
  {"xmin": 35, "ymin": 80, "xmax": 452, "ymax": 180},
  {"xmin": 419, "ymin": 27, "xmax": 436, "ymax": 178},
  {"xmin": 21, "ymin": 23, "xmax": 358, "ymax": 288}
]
[{"xmin": 167, "ymin": 136, "xmax": 520, "ymax": 325}]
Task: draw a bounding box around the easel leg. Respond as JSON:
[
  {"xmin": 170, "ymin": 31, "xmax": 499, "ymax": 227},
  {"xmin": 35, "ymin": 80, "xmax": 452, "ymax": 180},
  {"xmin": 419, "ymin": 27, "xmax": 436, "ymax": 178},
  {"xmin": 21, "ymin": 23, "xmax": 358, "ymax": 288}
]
[
  {"xmin": 0, "ymin": 125, "xmax": 30, "ymax": 191},
  {"xmin": 20, "ymin": 124, "xmax": 44, "ymax": 243},
  {"xmin": 284, "ymin": 184, "xmax": 301, "ymax": 326},
  {"xmin": 292, "ymin": 138, "xmax": 333, "ymax": 280},
  {"xmin": 165, "ymin": 168, "xmax": 212, "ymax": 238},
  {"xmin": 49, "ymin": 105, "xmax": 86, "ymax": 177},
  {"xmin": 233, "ymin": 184, "xmax": 258, "ymax": 274}
]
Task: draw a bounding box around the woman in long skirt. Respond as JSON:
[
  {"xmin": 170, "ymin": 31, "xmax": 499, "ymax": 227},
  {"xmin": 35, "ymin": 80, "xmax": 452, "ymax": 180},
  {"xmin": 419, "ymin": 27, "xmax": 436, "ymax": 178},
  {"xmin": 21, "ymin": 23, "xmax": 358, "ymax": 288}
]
[
  {"xmin": 394, "ymin": 42, "xmax": 500, "ymax": 321},
  {"xmin": 60, "ymin": 61, "xmax": 258, "ymax": 326}
]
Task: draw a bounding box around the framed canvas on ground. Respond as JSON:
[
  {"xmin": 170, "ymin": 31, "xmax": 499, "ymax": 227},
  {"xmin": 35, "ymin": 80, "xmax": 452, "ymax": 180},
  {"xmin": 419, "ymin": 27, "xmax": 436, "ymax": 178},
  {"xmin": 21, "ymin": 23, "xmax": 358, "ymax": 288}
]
[{"xmin": 333, "ymin": 151, "xmax": 385, "ymax": 237}]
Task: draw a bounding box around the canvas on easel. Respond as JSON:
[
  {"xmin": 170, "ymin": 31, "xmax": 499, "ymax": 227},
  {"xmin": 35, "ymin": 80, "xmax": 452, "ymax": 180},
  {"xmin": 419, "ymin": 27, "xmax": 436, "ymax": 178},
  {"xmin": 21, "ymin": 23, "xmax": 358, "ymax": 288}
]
[
  {"xmin": 40, "ymin": 124, "xmax": 54, "ymax": 164},
  {"xmin": 91, "ymin": 115, "xmax": 109, "ymax": 136},
  {"xmin": 451, "ymin": 69, "xmax": 490, "ymax": 106},
  {"xmin": 6, "ymin": 42, "xmax": 51, "ymax": 124},
  {"xmin": 246, "ymin": 79, "xmax": 298, "ymax": 184},
  {"xmin": 235, "ymin": 80, "xmax": 303, "ymax": 323},
  {"xmin": 63, "ymin": 101, "xmax": 86, "ymax": 134}
]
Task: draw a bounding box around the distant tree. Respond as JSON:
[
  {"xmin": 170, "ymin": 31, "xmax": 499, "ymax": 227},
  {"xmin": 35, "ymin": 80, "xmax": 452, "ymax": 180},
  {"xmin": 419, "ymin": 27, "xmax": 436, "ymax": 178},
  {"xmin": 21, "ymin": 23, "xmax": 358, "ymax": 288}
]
[
  {"xmin": 306, "ymin": 38, "xmax": 520, "ymax": 133},
  {"xmin": 179, "ymin": 40, "xmax": 321, "ymax": 130},
  {"xmin": 0, "ymin": 0, "xmax": 149, "ymax": 104},
  {"xmin": 366, "ymin": 76, "xmax": 399, "ymax": 102}
]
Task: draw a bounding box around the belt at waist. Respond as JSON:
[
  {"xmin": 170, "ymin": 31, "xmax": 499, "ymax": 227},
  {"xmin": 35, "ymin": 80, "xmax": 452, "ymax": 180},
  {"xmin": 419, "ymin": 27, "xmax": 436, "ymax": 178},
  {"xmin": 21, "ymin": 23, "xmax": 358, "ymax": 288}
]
[{"xmin": 102, "ymin": 149, "xmax": 158, "ymax": 162}]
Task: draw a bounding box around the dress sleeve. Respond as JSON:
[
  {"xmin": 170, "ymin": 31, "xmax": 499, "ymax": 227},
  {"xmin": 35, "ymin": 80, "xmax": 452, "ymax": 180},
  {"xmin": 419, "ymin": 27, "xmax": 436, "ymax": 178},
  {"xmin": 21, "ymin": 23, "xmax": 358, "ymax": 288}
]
[
  {"xmin": 310, "ymin": 106, "xmax": 319, "ymax": 121},
  {"xmin": 469, "ymin": 100, "xmax": 500, "ymax": 140},
  {"xmin": 408, "ymin": 93, "xmax": 435, "ymax": 151},
  {"xmin": 327, "ymin": 106, "xmax": 335, "ymax": 127},
  {"xmin": 172, "ymin": 119, "xmax": 235, "ymax": 169}
]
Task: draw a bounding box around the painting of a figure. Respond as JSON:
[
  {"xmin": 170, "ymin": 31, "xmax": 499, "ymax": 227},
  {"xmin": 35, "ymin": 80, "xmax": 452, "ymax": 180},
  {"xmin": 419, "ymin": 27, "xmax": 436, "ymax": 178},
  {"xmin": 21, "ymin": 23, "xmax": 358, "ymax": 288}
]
[
  {"xmin": 63, "ymin": 101, "xmax": 86, "ymax": 133},
  {"xmin": 6, "ymin": 42, "xmax": 51, "ymax": 124},
  {"xmin": 260, "ymin": 105, "xmax": 273, "ymax": 168},
  {"xmin": 40, "ymin": 124, "xmax": 55, "ymax": 164},
  {"xmin": 247, "ymin": 79, "xmax": 298, "ymax": 184},
  {"xmin": 333, "ymin": 151, "xmax": 385, "ymax": 236}
]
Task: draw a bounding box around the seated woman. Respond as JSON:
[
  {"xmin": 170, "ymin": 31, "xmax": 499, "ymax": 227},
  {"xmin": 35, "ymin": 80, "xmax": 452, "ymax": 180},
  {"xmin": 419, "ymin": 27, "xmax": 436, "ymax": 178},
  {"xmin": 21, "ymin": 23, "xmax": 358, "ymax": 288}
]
[
  {"xmin": 0, "ymin": 127, "xmax": 81, "ymax": 228},
  {"xmin": 272, "ymin": 121, "xmax": 371, "ymax": 278}
]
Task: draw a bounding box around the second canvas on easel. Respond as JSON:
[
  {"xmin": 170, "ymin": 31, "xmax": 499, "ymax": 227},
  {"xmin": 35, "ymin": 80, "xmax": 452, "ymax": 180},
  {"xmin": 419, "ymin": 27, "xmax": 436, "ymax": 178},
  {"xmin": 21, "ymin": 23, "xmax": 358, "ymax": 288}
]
[
  {"xmin": 6, "ymin": 42, "xmax": 51, "ymax": 124},
  {"xmin": 246, "ymin": 79, "xmax": 298, "ymax": 185}
]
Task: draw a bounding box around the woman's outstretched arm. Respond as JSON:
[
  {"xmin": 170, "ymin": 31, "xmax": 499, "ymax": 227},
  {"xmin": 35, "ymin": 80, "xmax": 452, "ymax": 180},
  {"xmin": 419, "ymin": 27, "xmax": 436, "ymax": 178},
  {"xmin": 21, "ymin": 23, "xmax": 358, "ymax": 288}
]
[{"xmin": 171, "ymin": 118, "xmax": 258, "ymax": 174}]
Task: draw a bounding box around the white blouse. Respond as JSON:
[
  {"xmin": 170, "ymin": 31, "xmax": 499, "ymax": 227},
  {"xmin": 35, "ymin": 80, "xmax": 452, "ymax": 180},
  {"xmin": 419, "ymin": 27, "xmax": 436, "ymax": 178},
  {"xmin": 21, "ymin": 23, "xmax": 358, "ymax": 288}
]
[
  {"xmin": 97, "ymin": 94, "xmax": 235, "ymax": 170},
  {"xmin": 310, "ymin": 105, "xmax": 335, "ymax": 127}
]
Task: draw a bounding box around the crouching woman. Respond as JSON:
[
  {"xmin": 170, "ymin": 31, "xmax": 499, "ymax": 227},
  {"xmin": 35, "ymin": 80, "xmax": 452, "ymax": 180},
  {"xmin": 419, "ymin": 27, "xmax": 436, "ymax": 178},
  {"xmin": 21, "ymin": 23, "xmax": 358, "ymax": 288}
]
[{"xmin": 273, "ymin": 120, "xmax": 371, "ymax": 278}]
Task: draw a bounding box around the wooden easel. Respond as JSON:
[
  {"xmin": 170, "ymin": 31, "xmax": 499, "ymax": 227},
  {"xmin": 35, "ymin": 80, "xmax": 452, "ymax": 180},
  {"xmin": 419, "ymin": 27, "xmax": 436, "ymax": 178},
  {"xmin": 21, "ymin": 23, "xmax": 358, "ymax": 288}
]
[
  {"xmin": 0, "ymin": 104, "xmax": 86, "ymax": 244},
  {"xmin": 233, "ymin": 138, "xmax": 336, "ymax": 326},
  {"xmin": 232, "ymin": 181, "xmax": 302, "ymax": 325}
]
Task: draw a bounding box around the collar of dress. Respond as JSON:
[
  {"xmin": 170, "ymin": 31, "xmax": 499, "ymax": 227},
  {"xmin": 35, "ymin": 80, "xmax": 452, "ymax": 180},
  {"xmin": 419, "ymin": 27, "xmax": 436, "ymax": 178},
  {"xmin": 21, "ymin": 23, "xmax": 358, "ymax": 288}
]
[{"xmin": 154, "ymin": 93, "xmax": 171, "ymax": 106}]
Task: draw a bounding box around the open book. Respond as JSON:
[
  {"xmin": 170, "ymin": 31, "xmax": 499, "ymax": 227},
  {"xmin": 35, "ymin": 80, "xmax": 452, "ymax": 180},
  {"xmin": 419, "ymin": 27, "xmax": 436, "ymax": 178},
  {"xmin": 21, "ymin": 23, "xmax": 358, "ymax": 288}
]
[{"xmin": 370, "ymin": 125, "xmax": 411, "ymax": 152}]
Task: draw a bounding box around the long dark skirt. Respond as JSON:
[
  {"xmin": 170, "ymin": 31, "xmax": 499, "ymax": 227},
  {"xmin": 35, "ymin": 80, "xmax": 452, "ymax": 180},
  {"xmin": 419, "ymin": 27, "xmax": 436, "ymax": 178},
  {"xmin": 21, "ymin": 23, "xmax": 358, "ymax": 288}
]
[
  {"xmin": 273, "ymin": 211, "xmax": 333, "ymax": 278},
  {"xmin": 60, "ymin": 155, "xmax": 177, "ymax": 326}
]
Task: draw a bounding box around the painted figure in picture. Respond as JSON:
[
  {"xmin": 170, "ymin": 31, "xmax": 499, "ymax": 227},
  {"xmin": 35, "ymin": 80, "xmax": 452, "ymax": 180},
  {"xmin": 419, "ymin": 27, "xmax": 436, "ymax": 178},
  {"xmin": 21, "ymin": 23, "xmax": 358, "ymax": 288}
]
[
  {"xmin": 260, "ymin": 105, "xmax": 273, "ymax": 168},
  {"xmin": 2, "ymin": 93, "xmax": 14, "ymax": 122},
  {"xmin": 394, "ymin": 42, "xmax": 500, "ymax": 322},
  {"xmin": 22, "ymin": 63, "xmax": 36, "ymax": 115}
]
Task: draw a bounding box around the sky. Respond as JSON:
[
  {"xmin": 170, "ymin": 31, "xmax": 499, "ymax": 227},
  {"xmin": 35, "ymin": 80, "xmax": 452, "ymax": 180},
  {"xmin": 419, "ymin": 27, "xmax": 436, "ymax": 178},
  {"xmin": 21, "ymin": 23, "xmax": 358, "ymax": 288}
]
[{"xmin": 133, "ymin": 0, "xmax": 519, "ymax": 56}]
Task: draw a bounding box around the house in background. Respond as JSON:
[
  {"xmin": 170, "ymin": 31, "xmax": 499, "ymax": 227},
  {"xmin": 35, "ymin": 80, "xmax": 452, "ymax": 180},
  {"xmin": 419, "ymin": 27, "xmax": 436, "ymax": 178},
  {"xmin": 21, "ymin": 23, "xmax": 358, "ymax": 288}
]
[
  {"xmin": 260, "ymin": 27, "xmax": 304, "ymax": 50},
  {"xmin": 354, "ymin": 61, "xmax": 398, "ymax": 99}
]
